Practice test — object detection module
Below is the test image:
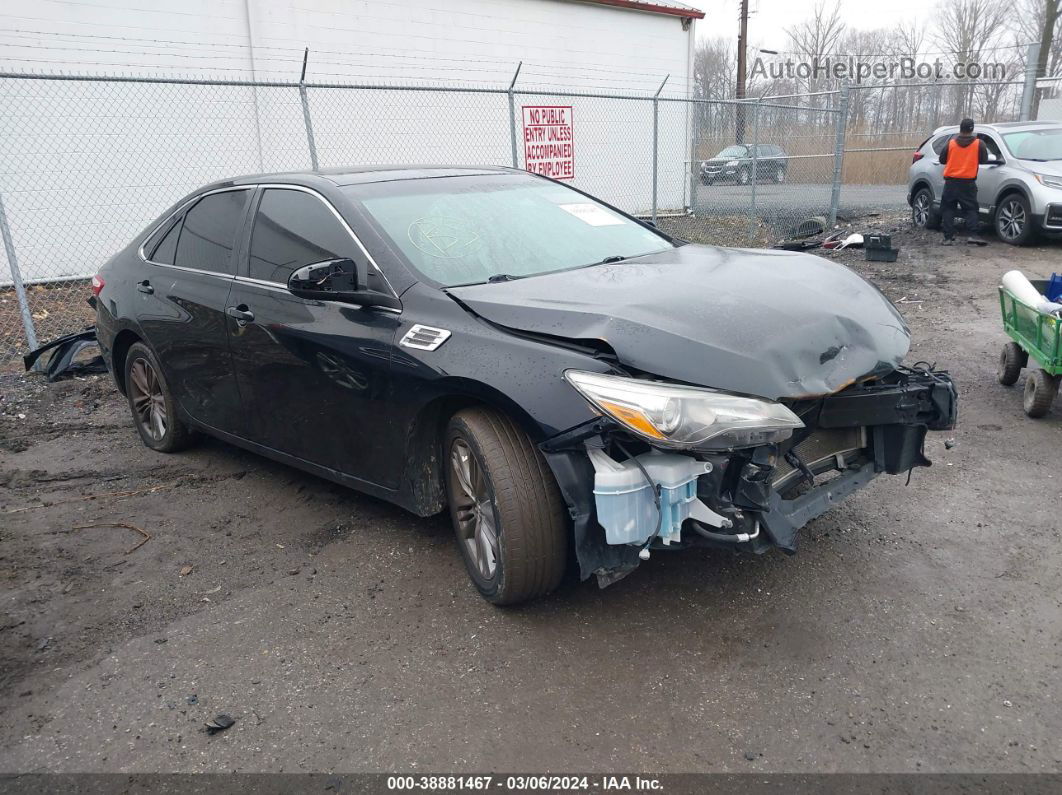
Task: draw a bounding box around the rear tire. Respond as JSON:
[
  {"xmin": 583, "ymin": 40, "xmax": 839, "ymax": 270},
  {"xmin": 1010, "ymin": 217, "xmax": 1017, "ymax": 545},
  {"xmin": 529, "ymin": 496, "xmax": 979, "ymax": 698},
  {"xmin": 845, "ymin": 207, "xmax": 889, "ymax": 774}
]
[
  {"xmin": 1023, "ymin": 369, "xmax": 1059, "ymax": 418},
  {"xmin": 995, "ymin": 194, "xmax": 1038, "ymax": 246},
  {"xmin": 911, "ymin": 187, "xmax": 940, "ymax": 230},
  {"xmin": 997, "ymin": 341, "xmax": 1026, "ymax": 386},
  {"xmin": 775, "ymin": 166, "xmax": 786, "ymax": 183},
  {"xmin": 444, "ymin": 408, "xmax": 568, "ymax": 605},
  {"xmin": 123, "ymin": 342, "xmax": 196, "ymax": 452}
]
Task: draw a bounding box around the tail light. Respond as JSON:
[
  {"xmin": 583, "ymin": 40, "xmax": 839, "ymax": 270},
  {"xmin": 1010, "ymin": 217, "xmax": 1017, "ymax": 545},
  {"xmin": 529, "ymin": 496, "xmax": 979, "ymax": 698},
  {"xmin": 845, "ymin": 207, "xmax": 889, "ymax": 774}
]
[
  {"xmin": 912, "ymin": 151, "xmax": 924, "ymax": 164},
  {"xmin": 91, "ymin": 274, "xmax": 105, "ymax": 296}
]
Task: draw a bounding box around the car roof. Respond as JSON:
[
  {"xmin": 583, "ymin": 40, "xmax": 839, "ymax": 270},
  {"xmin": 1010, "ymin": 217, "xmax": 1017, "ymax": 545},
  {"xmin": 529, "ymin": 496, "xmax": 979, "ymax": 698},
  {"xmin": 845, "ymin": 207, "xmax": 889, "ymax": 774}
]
[
  {"xmin": 201, "ymin": 165, "xmax": 522, "ymax": 192},
  {"xmin": 932, "ymin": 120, "xmax": 1060, "ymax": 135}
]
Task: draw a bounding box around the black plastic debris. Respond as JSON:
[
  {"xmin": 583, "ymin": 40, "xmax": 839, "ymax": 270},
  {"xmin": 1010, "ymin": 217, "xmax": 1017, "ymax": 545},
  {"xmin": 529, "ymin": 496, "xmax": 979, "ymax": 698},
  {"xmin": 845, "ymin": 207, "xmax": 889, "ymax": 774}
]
[
  {"xmin": 772, "ymin": 239, "xmax": 822, "ymax": 252},
  {"xmin": 205, "ymin": 714, "xmax": 236, "ymax": 735},
  {"xmin": 23, "ymin": 326, "xmax": 106, "ymax": 382}
]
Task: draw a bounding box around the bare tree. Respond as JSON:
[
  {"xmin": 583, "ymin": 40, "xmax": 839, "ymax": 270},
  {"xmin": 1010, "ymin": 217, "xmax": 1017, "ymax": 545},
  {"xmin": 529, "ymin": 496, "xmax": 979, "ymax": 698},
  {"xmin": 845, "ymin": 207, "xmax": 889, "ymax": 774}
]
[
  {"xmin": 931, "ymin": 0, "xmax": 1010, "ymax": 119},
  {"xmin": 785, "ymin": 0, "xmax": 846, "ymax": 99}
]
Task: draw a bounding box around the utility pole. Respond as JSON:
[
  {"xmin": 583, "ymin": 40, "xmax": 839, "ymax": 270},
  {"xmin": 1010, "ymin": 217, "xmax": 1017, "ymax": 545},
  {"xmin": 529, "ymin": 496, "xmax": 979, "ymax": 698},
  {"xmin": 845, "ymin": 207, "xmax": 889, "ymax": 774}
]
[
  {"xmin": 1031, "ymin": 0, "xmax": 1060, "ymax": 120},
  {"xmin": 736, "ymin": 0, "xmax": 749, "ymax": 143}
]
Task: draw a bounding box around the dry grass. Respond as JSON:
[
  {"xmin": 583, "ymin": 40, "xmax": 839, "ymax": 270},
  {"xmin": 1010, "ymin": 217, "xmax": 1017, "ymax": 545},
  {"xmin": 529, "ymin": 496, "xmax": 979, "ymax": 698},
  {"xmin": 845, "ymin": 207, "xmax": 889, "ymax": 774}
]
[
  {"xmin": 1, "ymin": 280, "xmax": 95, "ymax": 369},
  {"xmin": 697, "ymin": 127, "xmax": 923, "ymax": 186}
]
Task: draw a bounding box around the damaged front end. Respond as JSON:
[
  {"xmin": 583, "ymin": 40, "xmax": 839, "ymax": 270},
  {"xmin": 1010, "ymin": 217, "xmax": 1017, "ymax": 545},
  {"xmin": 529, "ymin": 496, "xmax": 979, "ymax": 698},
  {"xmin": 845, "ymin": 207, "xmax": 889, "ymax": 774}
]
[{"xmin": 541, "ymin": 364, "xmax": 958, "ymax": 587}]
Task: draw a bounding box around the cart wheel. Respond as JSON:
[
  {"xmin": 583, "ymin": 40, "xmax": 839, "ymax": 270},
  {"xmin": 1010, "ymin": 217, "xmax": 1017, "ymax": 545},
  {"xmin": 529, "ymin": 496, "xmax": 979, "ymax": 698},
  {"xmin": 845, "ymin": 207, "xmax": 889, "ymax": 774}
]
[
  {"xmin": 997, "ymin": 341, "xmax": 1026, "ymax": 386},
  {"xmin": 1023, "ymin": 369, "xmax": 1059, "ymax": 418}
]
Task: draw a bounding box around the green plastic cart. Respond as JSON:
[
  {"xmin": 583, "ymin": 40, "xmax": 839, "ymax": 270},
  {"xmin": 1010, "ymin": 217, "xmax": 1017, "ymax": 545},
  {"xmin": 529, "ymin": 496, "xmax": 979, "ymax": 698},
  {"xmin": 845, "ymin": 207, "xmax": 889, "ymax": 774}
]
[{"xmin": 997, "ymin": 279, "xmax": 1062, "ymax": 418}]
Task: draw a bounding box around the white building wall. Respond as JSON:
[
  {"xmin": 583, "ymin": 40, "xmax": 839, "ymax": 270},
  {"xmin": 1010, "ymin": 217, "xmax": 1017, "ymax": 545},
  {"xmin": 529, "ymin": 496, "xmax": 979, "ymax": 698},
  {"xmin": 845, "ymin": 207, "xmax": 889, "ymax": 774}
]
[{"xmin": 0, "ymin": 0, "xmax": 697, "ymax": 282}]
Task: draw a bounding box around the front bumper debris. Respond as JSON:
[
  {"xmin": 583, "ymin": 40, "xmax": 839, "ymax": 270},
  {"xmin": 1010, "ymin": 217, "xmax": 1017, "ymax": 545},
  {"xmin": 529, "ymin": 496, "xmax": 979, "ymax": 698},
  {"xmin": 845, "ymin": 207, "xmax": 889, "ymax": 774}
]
[{"xmin": 542, "ymin": 366, "xmax": 958, "ymax": 587}]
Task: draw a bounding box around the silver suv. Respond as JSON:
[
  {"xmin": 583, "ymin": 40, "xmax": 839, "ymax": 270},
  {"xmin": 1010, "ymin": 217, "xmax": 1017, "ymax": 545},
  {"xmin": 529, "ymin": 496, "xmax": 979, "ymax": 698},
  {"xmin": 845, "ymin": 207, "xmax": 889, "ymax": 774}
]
[{"xmin": 907, "ymin": 121, "xmax": 1062, "ymax": 245}]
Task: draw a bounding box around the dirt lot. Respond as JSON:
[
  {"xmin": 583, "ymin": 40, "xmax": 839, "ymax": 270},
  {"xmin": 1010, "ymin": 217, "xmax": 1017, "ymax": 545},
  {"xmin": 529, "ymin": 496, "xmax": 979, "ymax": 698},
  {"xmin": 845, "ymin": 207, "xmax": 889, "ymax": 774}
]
[{"xmin": 1, "ymin": 222, "xmax": 1060, "ymax": 774}]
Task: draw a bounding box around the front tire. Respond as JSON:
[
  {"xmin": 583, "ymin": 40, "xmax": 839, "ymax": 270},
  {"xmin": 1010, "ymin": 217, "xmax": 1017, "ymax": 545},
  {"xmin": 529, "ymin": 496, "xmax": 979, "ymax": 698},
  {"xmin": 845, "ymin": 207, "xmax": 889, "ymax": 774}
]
[
  {"xmin": 444, "ymin": 408, "xmax": 568, "ymax": 605},
  {"xmin": 775, "ymin": 166, "xmax": 786, "ymax": 183},
  {"xmin": 995, "ymin": 194, "xmax": 1038, "ymax": 246},
  {"xmin": 736, "ymin": 169, "xmax": 750, "ymax": 186},
  {"xmin": 123, "ymin": 342, "xmax": 195, "ymax": 452}
]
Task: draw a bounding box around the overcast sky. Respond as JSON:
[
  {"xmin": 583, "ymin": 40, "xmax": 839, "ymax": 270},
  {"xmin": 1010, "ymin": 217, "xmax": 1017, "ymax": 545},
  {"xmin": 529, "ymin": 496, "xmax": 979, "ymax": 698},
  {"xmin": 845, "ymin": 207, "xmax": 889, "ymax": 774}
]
[{"xmin": 687, "ymin": 0, "xmax": 937, "ymax": 51}]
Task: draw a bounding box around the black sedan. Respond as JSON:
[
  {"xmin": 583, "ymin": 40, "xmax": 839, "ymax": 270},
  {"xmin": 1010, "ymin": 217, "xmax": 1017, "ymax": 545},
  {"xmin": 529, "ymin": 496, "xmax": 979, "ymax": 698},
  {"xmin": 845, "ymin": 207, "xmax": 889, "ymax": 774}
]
[{"xmin": 93, "ymin": 166, "xmax": 956, "ymax": 604}]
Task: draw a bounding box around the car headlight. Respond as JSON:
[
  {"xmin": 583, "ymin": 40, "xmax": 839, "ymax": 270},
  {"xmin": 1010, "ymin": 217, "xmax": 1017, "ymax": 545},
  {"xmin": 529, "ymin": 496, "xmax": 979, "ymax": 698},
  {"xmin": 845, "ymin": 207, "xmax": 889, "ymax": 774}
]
[
  {"xmin": 725, "ymin": 159, "xmax": 739, "ymax": 167},
  {"xmin": 701, "ymin": 161, "xmax": 708, "ymax": 168},
  {"xmin": 564, "ymin": 370, "xmax": 804, "ymax": 450},
  {"xmin": 1035, "ymin": 173, "xmax": 1062, "ymax": 190}
]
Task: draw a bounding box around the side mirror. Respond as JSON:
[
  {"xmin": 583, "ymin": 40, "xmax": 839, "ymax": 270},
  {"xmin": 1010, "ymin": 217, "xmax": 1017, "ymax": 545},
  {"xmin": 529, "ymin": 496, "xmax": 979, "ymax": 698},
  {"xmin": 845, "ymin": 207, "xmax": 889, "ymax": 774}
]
[
  {"xmin": 986, "ymin": 153, "xmax": 1002, "ymax": 165},
  {"xmin": 287, "ymin": 258, "xmax": 401, "ymax": 310}
]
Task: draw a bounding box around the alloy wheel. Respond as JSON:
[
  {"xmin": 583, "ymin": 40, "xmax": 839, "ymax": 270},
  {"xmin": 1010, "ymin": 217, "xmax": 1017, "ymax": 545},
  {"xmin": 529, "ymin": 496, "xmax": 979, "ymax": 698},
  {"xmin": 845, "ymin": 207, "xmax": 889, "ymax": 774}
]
[
  {"xmin": 449, "ymin": 439, "xmax": 498, "ymax": 579},
  {"xmin": 913, "ymin": 193, "xmax": 930, "ymax": 227},
  {"xmin": 128, "ymin": 358, "xmax": 167, "ymax": 441},
  {"xmin": 998, "ymin": 200, "xmax": 1025, "ymax": 240}
]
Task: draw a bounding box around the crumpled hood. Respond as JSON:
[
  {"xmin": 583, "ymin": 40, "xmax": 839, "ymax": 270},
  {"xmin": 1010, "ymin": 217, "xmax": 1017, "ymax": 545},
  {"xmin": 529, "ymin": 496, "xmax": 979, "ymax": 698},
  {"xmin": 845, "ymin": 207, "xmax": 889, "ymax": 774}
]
[{"xmin": 447, "ymin": 244, "xmax": 911, "ymax": 400}]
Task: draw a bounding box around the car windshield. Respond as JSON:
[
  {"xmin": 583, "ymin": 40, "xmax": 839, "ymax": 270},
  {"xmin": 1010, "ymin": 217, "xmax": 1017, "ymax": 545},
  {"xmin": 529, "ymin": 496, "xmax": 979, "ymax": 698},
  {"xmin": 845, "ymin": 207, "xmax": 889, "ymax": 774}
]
[
  {"xmin": 346, "ymin": 174, "xmax": 673, "ymax": 287},
  {"xmin": 716, "ymin": 145, "xmax": 748, "ymax": 158},
  {"xmin": 1002, "ymin": 128, "xmax": 1062, "ymax": 160}
]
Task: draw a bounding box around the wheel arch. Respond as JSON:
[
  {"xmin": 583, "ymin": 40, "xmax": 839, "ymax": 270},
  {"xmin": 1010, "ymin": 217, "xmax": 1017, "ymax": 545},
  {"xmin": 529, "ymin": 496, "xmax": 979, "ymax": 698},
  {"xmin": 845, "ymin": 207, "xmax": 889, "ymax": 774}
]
[
  {"xmin": 910, "ymin": 179, "xmax": 935, "ymax": 204},
  {"xmin": 994, "ymin": 184, "xmax": 1031, "ymax": 214},
  {"xmin": 110, "ymin": 328, "xmax": 143, "ymax": 396},
  {"xmin": 399, "ymin": 380, "xmax": 549, "ymax": 517}
]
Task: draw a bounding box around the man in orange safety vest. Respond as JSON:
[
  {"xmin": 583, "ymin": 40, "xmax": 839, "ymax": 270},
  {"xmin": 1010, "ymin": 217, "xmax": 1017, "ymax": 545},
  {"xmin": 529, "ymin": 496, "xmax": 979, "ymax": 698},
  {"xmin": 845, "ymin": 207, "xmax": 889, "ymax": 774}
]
[{"xmin": 937, "ymin": 118, "xmax": 988, "ymax": 246}]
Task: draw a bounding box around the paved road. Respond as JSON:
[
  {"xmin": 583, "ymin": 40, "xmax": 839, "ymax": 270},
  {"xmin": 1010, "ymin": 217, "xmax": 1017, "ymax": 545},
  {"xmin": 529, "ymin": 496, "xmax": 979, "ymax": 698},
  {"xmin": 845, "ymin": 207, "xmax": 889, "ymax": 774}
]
[{"xmin": 693, "ymin": 182, "xmax": 909, "ymax": 218}]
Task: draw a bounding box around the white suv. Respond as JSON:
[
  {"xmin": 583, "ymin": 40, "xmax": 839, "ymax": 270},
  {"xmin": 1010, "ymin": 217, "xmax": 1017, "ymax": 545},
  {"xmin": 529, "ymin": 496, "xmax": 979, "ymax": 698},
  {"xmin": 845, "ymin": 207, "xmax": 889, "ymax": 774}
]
[{"xmin": 907, "ymin": 121, "xmax": 1062, "ymax": 245}]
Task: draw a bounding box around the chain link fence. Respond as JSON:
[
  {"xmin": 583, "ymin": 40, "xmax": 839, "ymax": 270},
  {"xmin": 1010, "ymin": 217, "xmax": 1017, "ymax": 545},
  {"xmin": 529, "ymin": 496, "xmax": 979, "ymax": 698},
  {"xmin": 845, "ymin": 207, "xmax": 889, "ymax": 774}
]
[
  {"xmin": 833, "ymin": 80, "xmax": 1027, "ymax": 218},
  {"xmin": 0, "ymin": 71, "xmax": 1018, "ymax": 364}
]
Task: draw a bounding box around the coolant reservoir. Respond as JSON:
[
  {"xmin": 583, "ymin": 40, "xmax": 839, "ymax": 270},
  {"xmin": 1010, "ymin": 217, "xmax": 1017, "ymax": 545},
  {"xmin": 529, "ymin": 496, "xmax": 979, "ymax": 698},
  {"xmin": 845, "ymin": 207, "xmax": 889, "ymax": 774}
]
[{"xmin": 587, "ymin": 448, "xmax": 713, "ymax": 546}]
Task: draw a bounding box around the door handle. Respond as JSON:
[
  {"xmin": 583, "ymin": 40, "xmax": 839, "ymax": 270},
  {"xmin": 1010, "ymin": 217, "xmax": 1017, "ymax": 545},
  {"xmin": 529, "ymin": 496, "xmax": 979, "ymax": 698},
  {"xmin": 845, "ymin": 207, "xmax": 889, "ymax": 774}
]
[
  {"xmin": 226, "ymin": 305, "xmax": 255, "ymax": 326},
  {"xmin": 136, "ymin": 280, "xmax": 154, "ymax": 294}
]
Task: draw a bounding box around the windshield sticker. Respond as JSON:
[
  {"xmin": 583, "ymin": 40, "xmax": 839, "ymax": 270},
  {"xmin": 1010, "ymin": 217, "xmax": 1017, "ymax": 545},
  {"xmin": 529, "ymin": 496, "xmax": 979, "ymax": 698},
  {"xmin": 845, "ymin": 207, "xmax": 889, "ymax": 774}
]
[
  {"xmin": 408, "ymin": 217, "xmax": 482, "ymax": 258},
  {"xmin": 558, "ymin": 203, "xmax": 624, "ymax": 227}
]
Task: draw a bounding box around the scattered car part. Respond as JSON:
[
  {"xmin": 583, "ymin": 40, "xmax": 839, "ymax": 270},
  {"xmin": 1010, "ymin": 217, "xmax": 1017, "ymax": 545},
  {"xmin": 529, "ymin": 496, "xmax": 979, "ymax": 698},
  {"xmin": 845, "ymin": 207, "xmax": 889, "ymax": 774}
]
[
  {"xmin": 22, "ymin": 327, "xmax": 106, "ymax": 382},
  {"xmin": 772, "ymin": 239, "xmax": 822, "ymax": 252}
]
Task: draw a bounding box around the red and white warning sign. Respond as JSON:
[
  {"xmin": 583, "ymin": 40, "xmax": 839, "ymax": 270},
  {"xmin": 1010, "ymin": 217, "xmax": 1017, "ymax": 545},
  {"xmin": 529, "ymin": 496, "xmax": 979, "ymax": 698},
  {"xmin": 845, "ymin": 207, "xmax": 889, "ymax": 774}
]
[{"xmin": 522, "ymin": 105, "xmax": 574, "ymax": 180}]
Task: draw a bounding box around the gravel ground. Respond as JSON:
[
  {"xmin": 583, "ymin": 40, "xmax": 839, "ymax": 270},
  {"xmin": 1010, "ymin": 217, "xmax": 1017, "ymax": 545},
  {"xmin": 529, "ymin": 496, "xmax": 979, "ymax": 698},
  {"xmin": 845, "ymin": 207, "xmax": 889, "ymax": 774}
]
[{"xmin": 0, "ymin": 222, "xmax": 1060, "ymax": 774}]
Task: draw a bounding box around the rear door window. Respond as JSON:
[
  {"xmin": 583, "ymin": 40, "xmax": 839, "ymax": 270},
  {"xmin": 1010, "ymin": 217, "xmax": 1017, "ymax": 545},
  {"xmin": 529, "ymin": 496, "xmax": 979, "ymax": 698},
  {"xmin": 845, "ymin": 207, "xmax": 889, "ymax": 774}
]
[
  {"xmin": 173, "ymin": 189, "xmax": 250, "ymax": 275},
  {"xmin": 247, "ymin": 188, "xmax": 359, "ymax": 284},
  {"xmin": 931, "ymin": 135, "xmax": 950, "ymax": 156}
]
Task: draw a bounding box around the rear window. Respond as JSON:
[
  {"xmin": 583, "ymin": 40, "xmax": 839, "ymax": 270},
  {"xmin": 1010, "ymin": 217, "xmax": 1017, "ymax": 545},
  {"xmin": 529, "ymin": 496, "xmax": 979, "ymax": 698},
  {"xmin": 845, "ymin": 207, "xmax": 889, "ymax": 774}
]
[{"xmin": 173, "ymin": 189, "xmax": 250, "ymax": 275}]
